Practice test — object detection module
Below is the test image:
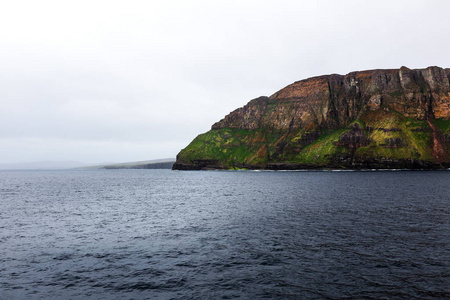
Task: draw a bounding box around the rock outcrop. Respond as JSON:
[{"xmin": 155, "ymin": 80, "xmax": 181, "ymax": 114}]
[{"xmin": 174, "ymin": 66, "xmax": 450, "ymax": 170}]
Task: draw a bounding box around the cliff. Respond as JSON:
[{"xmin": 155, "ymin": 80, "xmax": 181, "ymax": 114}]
[{"xmin": 173, "ymin": 66, "xmax": 450, "ymax": 170}]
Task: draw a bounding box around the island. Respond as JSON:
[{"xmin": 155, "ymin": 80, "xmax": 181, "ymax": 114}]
[{"xmin": 173, "ymin": 66, "xmax": 450, "ymax": 170}]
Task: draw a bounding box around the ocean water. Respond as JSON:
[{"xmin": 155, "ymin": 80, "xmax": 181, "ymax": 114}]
[{"xmin": 0, "ymin": 169, "xmax": 449, "ymax": 299}]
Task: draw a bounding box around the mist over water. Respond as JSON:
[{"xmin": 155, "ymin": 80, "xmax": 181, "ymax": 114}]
[{"xmin": 1, "ymin": 170, "xmax": 449, "ymax": 299}]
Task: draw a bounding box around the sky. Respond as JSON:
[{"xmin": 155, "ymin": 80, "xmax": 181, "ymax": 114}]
[{"xmin": 1, "ymin": 0, "xmax": 450, "ymax": 165}]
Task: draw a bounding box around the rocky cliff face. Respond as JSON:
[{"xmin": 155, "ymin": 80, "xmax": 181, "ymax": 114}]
[{"xmin": 174, "ymin": 66, "xmax": 450, "ymax": 170}]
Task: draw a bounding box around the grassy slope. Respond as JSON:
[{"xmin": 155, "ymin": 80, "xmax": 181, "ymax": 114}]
[
  {"xmin": 356, "ymin": 110, "xmax": 433, "ymax": 161},
  {"xmin": 177, "ymin": 109, "xmax": 449, "ymax": 169}
]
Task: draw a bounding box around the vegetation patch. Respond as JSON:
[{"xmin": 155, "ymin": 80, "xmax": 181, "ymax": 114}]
[
  {"xmin": 177, "ymin": 109, "xmax": 442, "ymax": 169},
  {"xmin": 295, "ymin": 129, "xmax": 347, "ymax": 164},
  {"xmin": 433, "ymin": 119, "xmax": 450, "ymax": 134}
]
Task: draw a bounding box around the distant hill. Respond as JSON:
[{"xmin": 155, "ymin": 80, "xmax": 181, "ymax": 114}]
[
  {"xmin": 0, "ymin": 159, "xmax": 176, "ymax": 170},
  {"xmin": 83, "ymin": 158, "xmax": 175, "ymax": 170},
  {"xmin": 174, "ymin": 66, "xmax": 450, "ymax": 170}
]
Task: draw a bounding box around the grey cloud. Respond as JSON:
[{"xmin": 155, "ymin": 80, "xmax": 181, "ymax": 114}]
[{"xmin": 1, "ymin": 0, "xmax": 450, "ymax": 164}]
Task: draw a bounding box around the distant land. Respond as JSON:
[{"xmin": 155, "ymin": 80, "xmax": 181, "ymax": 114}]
[
  {"xmin": 0, "ymin": 159, "xmax": 175, "ymax": 170},
  {"xmin": 82, "ymin": 158, "xmax": 175, "ymax": 170},
  {"xmin": 174, "ymin": 66, "xmax": 450, "ymax": 170}
]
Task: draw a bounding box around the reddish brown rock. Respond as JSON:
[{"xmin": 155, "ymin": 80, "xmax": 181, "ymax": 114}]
[{"xmin": 212, "ymin": 66, "xmax": 450, "ymax": 132}]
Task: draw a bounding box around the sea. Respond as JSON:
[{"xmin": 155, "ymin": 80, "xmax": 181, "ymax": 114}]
[{"xmin": 0, "ymin": 169, "xmax": 449, "ymax": 299}]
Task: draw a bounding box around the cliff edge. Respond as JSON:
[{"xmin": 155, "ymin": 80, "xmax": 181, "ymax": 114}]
[{"xmin": 174, "ymin": 66, "xmax": 450, "ymax": 170}]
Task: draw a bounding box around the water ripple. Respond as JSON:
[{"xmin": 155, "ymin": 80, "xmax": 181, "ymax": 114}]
[{"xmin": 0, "ymin": 170, "xmax": 449, "ymax": 299}]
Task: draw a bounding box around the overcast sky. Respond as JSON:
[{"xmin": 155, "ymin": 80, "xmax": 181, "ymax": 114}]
[{"xmin": 1, "ymin": 0, "xmax": 450, "ymax": 164}]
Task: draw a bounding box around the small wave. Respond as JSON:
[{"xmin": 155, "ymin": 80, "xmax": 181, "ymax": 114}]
[{"xmin": 53, "ymin": 253, "xmax": 74, "ymax": 261}]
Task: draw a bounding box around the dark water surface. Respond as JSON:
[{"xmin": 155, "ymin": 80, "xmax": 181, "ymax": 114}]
[{"xmin": 1, "ymin": 170, "xmax": 449, "ymax": 299}]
